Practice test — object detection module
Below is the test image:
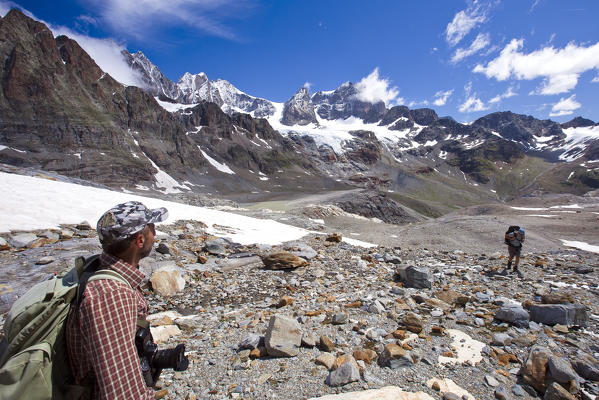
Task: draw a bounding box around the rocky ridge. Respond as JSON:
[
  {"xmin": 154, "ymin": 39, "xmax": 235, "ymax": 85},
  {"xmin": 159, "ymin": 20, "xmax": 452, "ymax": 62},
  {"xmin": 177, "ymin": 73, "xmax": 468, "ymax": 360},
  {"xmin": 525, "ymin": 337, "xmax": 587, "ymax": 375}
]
[{"xmin": 1, "ymin": 218, "xmax": 598, "ymax": 400}]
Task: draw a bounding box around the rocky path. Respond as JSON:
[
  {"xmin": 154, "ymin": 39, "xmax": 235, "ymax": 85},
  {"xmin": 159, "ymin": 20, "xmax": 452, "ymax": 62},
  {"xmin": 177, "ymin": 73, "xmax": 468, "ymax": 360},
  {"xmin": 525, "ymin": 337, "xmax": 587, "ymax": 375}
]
[{"xmin": 1, "ymin": 220, "xmax": 598, "ymax": 400}]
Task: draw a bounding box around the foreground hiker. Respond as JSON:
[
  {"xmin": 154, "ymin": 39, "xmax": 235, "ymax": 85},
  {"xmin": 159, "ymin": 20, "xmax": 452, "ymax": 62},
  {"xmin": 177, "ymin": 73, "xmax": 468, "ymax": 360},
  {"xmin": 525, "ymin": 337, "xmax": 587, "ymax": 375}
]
[
  {"xmin": 66, "ymin": 201, "xmax": 172, "ymax": 399},
  {"xmin": 503, "ymin": 225, "xmax": 525, "ymax": 277}
]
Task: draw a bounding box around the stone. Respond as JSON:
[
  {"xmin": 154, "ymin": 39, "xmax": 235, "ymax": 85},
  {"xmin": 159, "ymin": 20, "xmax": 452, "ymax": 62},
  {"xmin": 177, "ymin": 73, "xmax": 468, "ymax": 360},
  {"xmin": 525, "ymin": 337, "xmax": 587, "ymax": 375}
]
[
  {"xmin": 542, "ymin": 292, "xmax": 574, "ymax": 304},
  {"xmin": 384, "ymin": 253, "xmax": 402, "ymax": 264},
  {"xmin": 522, "ymin": 346, "xmax": 552, "ymax": 393},
  {"xmin": 353, "ymin": 349, "xmax": 377, "ymax": 364},
  {"xmin": 575, "ymin": 265, "xmax": 593, "ymax": 274},
  {"xmin": 378, "ymin": 343, "xmax": 413, "ymax": 369},
  {"xmin": 547, "ymin": 356, "xmax": 578, "ymax": 384},
  {"xmin": 276, "ymin": 295, "xmax": 294, "ymax": 308},
  {"xmin": 543, "ymin": 382, "xmax": 576, "ymax": 400},
  {"xmin": 494, "ymin": 387, "xmax": 508, "ymax": 400},
  {"xmin": 426, "ymin": 378, "xmax": 475, "ymax": 400},
  {"xmin": 316, "ymin": 353, "xmax": 336, "ymax": 370},
  {"xmin": 147, "ymin": 311, "xmax": 181, "ymax": 326},
  {"xmin": 238, "ymin": 334, "xmax": 262, "ymax": 350},
  {"xmin": 156, "ymin": 242, "xmax": 171, "ymax": 255},
  {"xmin": 512, "ymin": 334, "xmax": 537, "ymax": 347},
  {"xmin": 301, "ymin": 332, "xmax": 317, "ymax": 348},
  {"xmin": 474, "ymin": 292, "xmax": 491, "ymax": 302},
  {"xmin": 553, "ymin": 324, "xmax": 569, "ymax": 333},
  {"xmin": 35, "ymin": 256, "xmax": 55, "ymax": 265},
  {"xmin": 8, "ymin": 233, "xmax": 38, "ymax": 248},
  {"xmin": 308, "ymin": 387, "xmax": 435, "ymax": 399},
  {"xmin": 325, "ymin": 233, "xmax": 342, "ymax": 243},
  {"xmin": 512, "ymin": 385, "xmax": 526, "ymax": 397},
  {"xmin": 262, "ymin": 252, "xmax": 308, "ymax": 270},
  {"xmin": 485, "ymin": 375, "xmax": 500, "ymax": 387},
  {"xmin": 395, "ymin": 265, "xmax": 432, "ymax": 289},
  {"xmin": 76, "ymin": 221, "xmax": 92, "ymax": 230},
  {"xmin": 285, "ymin": 242, "xmax": 318, "ymax": 260},
  {"xmin": 442, "ymin": 394, "xmax": 461, "ymax": 400},
  {"xmin": 150, "ymin": 325, "xmax": 181, "ymax": 344},
  {"xmin": 529, "ymin": 304, "xmax": 588, "ymax": 327},
  {"xmin": 319, "ymin": 336, "xmax": 336, "ymax": 352},
  {"xmin": 264, "ymin": 315, "xmax": 302, "ymax": 357},
  {"xmin": 173, "ymin": 317, "xmax": 200, "ymax": 332},
  {"xmin": 150, "ymin": 265, "xmax": 186, "ymax": 296},
  {"xmin": 326, "ymin": 362, "xmax": 359, "ymax": 387},
  {"xmin": 59, "ymin": 229, "xmax": 74, "ymax": 239},
  {"xmin": 0, "ymin": 237, "xmax": 10, "ymax": 250},
  {"xmin": 332, "ymin": 312, "xmax": 348, "ymax": 325},
  {"xmin": 495, "ymin": 304, "xmax": 530, "ymax": 327},
  {"xmin": 333, "ymin": 354, "xmax": 359, "ymax": 371},
  {"xmin": 402, "ymin": 312, "xmax": 423, "ymax": 333},
  {"xmin": 572, "ymin": 355, "xmax": 599, "ymax": 381},
  {"xmin": 203, "ymin": 240, "xmax": 228, "ymax": 256},
  {"xmin": 492, "ymin": 333, "xmax": 512, "ymax": 346}
]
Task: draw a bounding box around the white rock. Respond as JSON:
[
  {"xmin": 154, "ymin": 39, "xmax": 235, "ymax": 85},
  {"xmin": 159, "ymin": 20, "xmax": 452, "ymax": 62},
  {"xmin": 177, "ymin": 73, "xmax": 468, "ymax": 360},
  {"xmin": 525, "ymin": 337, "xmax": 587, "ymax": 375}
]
[
  {"xmin": 309, "ymin": 386, "xmax": 435, "ymax": 399},
  {"xmin": 150, "ymin": 265, "xmax": 186, "ymax": 296},
  {"xmin": 150, "ymin": 324, "xmax": 182, "ymax": 344},
  {"xmin": 426, "ymin": 378, "xmax": 475, "ymax": 400}
]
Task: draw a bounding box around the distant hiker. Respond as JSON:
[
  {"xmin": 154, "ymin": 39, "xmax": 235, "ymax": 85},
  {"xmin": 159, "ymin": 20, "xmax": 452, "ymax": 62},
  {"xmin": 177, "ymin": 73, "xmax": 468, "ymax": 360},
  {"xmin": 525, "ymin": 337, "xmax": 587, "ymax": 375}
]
[
  {"xmin": 503, "ymin": 225, "xmax": 525, "ymax": 277},
  {"xmin": 65, "ymin": 201, "xmax": 183, "ymax": 399}
]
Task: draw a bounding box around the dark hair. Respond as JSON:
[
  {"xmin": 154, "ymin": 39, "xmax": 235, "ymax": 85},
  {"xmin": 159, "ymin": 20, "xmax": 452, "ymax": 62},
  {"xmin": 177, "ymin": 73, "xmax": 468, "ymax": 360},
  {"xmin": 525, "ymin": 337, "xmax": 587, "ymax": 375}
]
[
  {"xmin": 102, "ymin": 230, "xmax": 144, "ymax": 256},
  {"xmin": 506, "ymin": 225, "xmax": 520, "ymax": 234}
]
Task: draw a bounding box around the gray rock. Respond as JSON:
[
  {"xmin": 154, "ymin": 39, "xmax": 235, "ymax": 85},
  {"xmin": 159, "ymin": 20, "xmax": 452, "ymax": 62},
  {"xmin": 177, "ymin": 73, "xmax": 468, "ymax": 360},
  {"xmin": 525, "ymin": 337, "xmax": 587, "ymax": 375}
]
[
  {"xmin": 442, "ymin": 393, "xmax": 461, "ymax": 400},
  {"xmin": 264, "ymin": 315, "xmax": 302, "ymax": 357},
  {"xmin": 39, "ymin": 230, "xmax": 59, "ymax": 240},
  {"xmin": 59, "ymin": 229, "xmax": 74, "ymax": 239},
  {"xmin": 301, "ymin": 332, "xmax": 317, "ymax": 348},
  {"xmin": 156, "ymin": 242, "xmax": 171, "ymax": 255},
  {"xmin": 9, "ymin": 233, "xmax": 38, "ymax": 248},
  {"xmin": 548, "ymin": 356, "xmax": 578, "ymax": 384},
  {"xmin": 0, "ymin": 237, "xmax": 8, "ymax": 249},
  {"xmin": 492, "ymin": 333, "xmax": 512, "ymax": 346},
  {"xmin": 495, "ymin": 304, "xmax": 530, "ymax": 327},
  {"xmin": 575, "ymin": 266, "xmax": 593, "ymax": 274},
  {"xmin": 543, "ymin": 382, "xmax": 576, "ymax": 400},
  {"xmin": 203, "ymin": 240, "xmax": 228, "ymax": 256},
  {"xmin": 475, "ymin": 292, "xmax": 491, "ymax": 302},
  {"xmin": 326, "ymin": 362, "xmax": 360, "ymax": 387},
  {"xmin": 485, "ymin": 375, "xmax": 500, "ymax": 387},
  {"xmin": 35, "ymin": 256, "xmax": 55, "ymax": 265},
  {"xmin": 238, "ymin": 334, "xmax": 262, "ymax": 350},
  {"xmin": 572, "ymin": 357, "xmax": 599, "ymax": 381},
  {"xmin": 512, "ymin": 385, "xmax": 526, "ymax": 397},
  {"xmin": 285, "ymin": 241, "xmax": 318, "ymax": 260},
  {"xmin": 331, "ymin": 313, "xmax": 348, "ymax": 325},
  {"xmin": 384, "ymin": 253, "xmax": 402, "ymax": 264},
  {"xmin": 529, "ymin": 304, "xmax": 588, "ymax": 327},
  {"xmin": 395, "ymin": 265, "xmax": 432, "ymax": 289}
]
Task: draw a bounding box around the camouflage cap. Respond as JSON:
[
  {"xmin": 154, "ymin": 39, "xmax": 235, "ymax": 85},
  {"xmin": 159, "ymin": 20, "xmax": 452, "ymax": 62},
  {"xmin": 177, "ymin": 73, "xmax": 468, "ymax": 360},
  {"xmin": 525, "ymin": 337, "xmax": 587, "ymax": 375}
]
[{"xmin": 97, "ymin": 201, "xmax": 168, "ymax": 244}]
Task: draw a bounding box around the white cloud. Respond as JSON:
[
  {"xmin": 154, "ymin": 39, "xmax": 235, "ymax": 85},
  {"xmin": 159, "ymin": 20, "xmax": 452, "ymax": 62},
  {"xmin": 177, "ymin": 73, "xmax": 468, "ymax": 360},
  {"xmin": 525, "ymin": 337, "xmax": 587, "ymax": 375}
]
[
  {"xmin": 451, "ymin": 32, "xmax": 491, "ymax": 63},
  {"xmin": 474, "ymin": 39, "xmax": 599, "ymax": 95},
  {"xmin": 408, "ymin": 100, "xmax": 430, "ymax": 108},
  {"xmin": 593, "ymin": 76, "xmax": 599, "ymax": 83},
  {"xmin": 80, "ymin": 0, "xmax": 249, "ymax": 41},
  {"xmin": 0, "ymin": 0, "xmax": 34, "ymax": 18},
  {"xmin": 489, "ymin": 85, "xmax": 517, "ymax": 104},
  {"xmin": 433, "ymin": 89, "xmax": 454, "ymax": 106},
  {"xmin": 458, "ymin": 82, "xmax": 489, "ymax": 113},
  {"xmin": 549, "ymin": 95, "xmax": 581, "ymax": 117},
  {"xmin": 445, "ymin": 4, "xmax": 487, "ymax": 47},
  {"xmin": 354, "ymin": 68, "xmax": 403, "ymax": 106}
]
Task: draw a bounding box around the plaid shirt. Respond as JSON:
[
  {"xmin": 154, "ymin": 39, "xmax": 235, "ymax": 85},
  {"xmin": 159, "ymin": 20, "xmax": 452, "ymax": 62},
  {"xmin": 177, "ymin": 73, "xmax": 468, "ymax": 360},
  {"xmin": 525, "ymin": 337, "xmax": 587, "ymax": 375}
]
[{"xmin": 66, "ymin": 253, "xmax": 154, "ymax": 400}]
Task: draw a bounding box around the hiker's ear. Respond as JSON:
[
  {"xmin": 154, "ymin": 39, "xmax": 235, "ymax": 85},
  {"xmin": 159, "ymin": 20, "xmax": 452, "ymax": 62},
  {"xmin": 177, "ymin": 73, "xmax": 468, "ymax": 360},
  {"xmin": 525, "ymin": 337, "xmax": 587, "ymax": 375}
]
[{"xmin": 134, "ymin": 232, "xmax": 145, "ymax": 248}]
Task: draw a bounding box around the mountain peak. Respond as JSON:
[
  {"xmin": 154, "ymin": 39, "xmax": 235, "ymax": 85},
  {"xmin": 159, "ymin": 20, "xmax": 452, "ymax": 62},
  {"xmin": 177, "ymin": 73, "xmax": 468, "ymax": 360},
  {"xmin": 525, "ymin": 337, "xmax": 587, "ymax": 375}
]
[{"xmin": 281, "ymin": 86, "xmax": 317, "ymax": 126}]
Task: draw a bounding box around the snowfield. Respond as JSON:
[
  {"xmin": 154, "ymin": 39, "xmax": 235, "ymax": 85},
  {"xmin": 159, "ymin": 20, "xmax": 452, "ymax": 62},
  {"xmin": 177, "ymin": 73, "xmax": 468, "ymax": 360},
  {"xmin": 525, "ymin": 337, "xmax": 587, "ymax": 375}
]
[{"xmin": 0, "ymin": 172, "xmax": 373, "ymax": 247}]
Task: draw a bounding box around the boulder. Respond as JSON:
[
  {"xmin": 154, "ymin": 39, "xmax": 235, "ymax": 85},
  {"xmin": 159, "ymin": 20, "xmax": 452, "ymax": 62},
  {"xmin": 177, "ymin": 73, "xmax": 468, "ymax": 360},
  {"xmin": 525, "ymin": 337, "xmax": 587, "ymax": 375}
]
[
  {"xmin": 492, "ymin": 333, "xmax": 512, "ymax": 346},
  {"xmin": 316, "ymin": 353, "xmax": 336, "ymax": 370},
  {"xmin": 522, "ymin": 346, "xmax": 552, "ymax": 393},
  {"xmin": 543, "ymin": 382, "xmax": 576, "ymax": 400},
  {"xmin": 547, "ymin": 356, "xmax": 578, "ymax": 384},
  {"xmin": 150, "ymin": 325, "xmax": 181, "ymax": 344},
  {"xmin": 435, "ymin": 290, "xmax": 470, "ymax": 306},
  {"xmin": 262, "ymin": 252, "xmax": 308, "ymax": 270},
  {"xmin": 353, "ymin": 349, "xmax": 377, "ymax": 364},
  {"xmin": 541, "ymin": 292, "xmax": 574, "ymax": 304},
  {"xmin": 571, "ymin": 354, "xmax": 599, "ymax": 381},
  {"xmin": 8, "ymin": 233, "xmax": 38, "ymax": 248},
  {"xmin": 333, "ymin": 354, "xmax": 360, "ymax": 371},
  {"xmin": 402, "ymin": 312, "xmax": 424, "ymax": 333},
  {"xmin": 150, "ymin": 265, "xmax": 186, "ymax": 296},
  {"xmin": 238, "ymin": 334, "xmax": 262, "ymax": 350},
  {"xmin": 0, "ymin": 237, "xmax": 10, "ymax": 250},
  {"xmin": 203, "ymin": 239, "xmax": 228, "ymax": 256},
  {"xmin": 529, "ymin": 304, "xmax": 588, "ymax": 327},
  {"xmin": 264, "ymin": 315, "xmax": 302, "ymax": 357},
  {"xmin": 301, "ymin": 332, "xmax": 317, "ymax": 348},
  {"xmin": 319, "ymin": 335, "xmax": 336, "ymax": 352},
  {"xmin": 495, "ymin": 304, "xmax": 530, "ymax": 327},
  {"xmin": 378, "ymin": 343, "xmax": 413, "ymax": 369},
  {"xmin": 326, "ymin": 362, "xmax": 360, "ymax": 387},
  {"xmin": 395, "ymin": 265, "xmax": 432, "ymax": 289},
  {"xmin": 326, "ymin": 233, "xmax": 342, "ymax": 243}
]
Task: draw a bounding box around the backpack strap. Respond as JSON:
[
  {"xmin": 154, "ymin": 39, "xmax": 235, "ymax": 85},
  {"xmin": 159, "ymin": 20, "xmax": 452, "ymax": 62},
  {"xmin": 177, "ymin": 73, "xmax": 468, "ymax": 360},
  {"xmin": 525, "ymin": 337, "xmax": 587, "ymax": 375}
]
[{"xmin": 88, "ymin": 269, "xmax": 132, "ymax": 289}]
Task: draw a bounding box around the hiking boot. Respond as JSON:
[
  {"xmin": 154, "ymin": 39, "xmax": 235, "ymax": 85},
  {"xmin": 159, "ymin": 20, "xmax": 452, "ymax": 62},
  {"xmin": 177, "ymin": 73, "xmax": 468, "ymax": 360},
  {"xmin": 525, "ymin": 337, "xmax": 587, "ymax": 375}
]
[{"xmin": 498, "ymin": 268, "xmax": 510, "ymax": 276}]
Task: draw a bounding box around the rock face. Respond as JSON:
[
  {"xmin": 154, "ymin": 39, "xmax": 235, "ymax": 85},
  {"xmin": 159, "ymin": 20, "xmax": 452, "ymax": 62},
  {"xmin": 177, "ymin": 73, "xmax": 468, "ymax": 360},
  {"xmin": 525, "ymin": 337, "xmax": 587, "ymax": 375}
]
[
  {"xmin": 264, "ymin": 315, "xmax": 302, "ymax": 357},
  {"xmin": 334, "ymin": 190, "xmax": 420, "ymax": 224},
  {"xmin": 281, "ymin": 87, "xmax": 318, "ymax": 126},
  {"xmin": 529, "ymin": 304, "xmax": 588, "ymax": 327},
  {"xmin": 312, "ymin": 82, "xmax": 386, "ymax": 122},
  {"xmin": 395, "ymin": 265, "xmax": 432, "ymax": 289},
  {"xmin": 522, "ymin": 346, "xmax": 552, "ymax": 393}
]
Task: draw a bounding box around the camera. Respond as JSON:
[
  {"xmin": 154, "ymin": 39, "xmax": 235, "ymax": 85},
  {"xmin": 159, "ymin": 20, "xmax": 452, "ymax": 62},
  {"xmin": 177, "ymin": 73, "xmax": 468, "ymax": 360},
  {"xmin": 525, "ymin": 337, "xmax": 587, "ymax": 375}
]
[{"xmin": 135, "ymin": 327, "xmax": 189, "ymax": 387}]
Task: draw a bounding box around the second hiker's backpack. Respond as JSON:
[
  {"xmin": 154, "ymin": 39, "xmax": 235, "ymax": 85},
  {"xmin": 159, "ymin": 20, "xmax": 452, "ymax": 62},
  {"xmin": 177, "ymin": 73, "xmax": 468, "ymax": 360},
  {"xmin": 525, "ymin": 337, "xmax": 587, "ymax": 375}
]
[{"xmin": 0, "ymin": 255, "xmax": 130, "ymax": 400}]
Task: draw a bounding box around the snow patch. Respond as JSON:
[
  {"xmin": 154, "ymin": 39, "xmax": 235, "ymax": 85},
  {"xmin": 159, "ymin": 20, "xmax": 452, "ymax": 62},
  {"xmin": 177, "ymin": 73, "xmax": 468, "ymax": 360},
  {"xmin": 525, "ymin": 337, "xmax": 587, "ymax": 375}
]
[
  {"xmin": 154, "ymin": 97, "xmax": 199, "ymax": 113},
  {"xmin": 438, "ymin": 329, "xmax": 485, "ymax": 366},
  {"xmin": 198, "ymin": 147, "xmax": 235, "ymax": 175},
  {"xmin": 561, "ymin": 240, "xmax": 599, "ymax": 253}
]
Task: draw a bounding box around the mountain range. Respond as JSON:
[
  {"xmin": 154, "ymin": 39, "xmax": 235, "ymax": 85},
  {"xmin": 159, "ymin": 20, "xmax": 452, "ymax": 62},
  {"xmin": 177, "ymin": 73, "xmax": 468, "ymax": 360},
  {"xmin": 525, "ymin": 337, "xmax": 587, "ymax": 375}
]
[{"xmin": 1, "ymin": 9, "xmax": 598, "ymax": 217}]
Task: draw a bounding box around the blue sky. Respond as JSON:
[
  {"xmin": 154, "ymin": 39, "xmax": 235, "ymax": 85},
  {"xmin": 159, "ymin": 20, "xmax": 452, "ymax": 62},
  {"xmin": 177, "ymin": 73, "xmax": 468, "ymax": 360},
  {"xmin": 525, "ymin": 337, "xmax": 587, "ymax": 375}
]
[{"xmin": 2, "ymin": 0, "xmax": 599, "ymax": 122}]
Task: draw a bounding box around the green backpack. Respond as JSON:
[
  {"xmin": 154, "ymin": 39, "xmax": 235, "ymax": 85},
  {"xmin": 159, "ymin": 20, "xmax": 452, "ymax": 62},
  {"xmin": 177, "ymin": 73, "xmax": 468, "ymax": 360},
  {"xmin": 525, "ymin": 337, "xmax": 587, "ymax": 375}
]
[{"xmin": 0, "ymin": 255, "xmax": 131, "ymax": 400}]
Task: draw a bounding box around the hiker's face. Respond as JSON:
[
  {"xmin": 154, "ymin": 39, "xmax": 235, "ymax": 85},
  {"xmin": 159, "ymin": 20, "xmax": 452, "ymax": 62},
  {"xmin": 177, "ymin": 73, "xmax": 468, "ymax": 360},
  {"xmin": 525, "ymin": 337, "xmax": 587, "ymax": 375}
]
[{"xmin": 139, "ymin": 224, "xmax": 155, "ymax": 259}]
